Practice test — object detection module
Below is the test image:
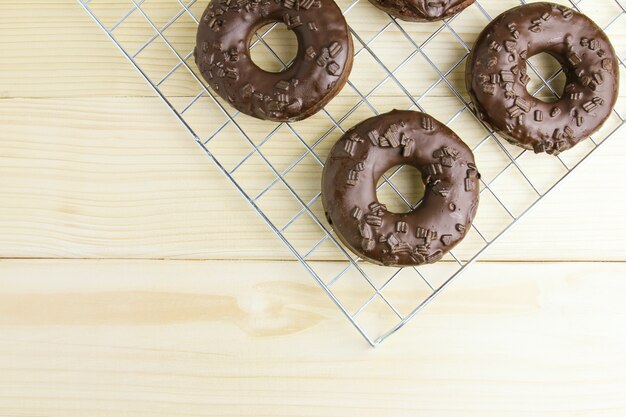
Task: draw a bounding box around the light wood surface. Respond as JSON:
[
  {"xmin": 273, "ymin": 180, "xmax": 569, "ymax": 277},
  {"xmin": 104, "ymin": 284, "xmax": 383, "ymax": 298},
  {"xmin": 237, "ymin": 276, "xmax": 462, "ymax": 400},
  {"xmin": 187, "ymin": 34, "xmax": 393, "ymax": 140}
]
[
  {"xmin": 1, "ymin": 260, "xmax": 626, "ymax": 416},
  {"xmin": 3, "ymin": 96, "xmax": 625, "ymax": 261},
  {"xmin": 1, "ymin": 0, "xmax": 625, "ymax": 415}
]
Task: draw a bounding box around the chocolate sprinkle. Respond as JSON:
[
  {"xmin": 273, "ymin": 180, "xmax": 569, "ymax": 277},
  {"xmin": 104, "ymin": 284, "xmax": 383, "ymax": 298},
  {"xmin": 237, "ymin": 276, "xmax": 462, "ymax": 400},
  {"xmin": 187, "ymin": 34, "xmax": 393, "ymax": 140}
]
[
  {"xmin": 466, "ymin": 2, "xmax": 619, "ymax": 155},
  {"xmin": 196, "ymin": 0, "xmax": 354, "ymax": 122},
  {"xmin": 367, "ymin": 0, "xmax": 476, "ymax": 22},
  {"xmin": 322, "ymin": 110, "xmax": 480, "ymax": 267}
]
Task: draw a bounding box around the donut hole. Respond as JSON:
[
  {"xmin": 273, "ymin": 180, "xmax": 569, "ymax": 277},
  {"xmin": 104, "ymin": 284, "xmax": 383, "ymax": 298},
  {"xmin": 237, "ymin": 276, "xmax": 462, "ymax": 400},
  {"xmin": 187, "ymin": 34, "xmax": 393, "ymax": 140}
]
[
  {"xmin": 249, "ymin": 23, "xmax": 298, "ymax": 73},
  {"xmin": 376, "ymin": 165, "xmax": 426, "ymax": 214},
  {"xmin": 525, "ymin": 53, "xmax": 567, "ymax": 103}
]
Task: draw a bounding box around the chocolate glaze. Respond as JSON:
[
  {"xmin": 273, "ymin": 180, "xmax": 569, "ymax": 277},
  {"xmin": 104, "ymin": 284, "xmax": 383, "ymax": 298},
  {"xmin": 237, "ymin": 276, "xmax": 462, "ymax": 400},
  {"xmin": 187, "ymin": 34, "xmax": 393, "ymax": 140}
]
[
  {"xmin": 322, "ymin": 110, "xmax": 480, "ymax": 267},
  {"xmin": 195, "ymin": 0, "xmax": 353, "ymax": 122},
  {"xmin": 368, "ymin": 0, "xmax": 475, "ymax": 22},
  {"xmin": 466, "ymin": 2, "xmax": 619, "ymax": 155}
]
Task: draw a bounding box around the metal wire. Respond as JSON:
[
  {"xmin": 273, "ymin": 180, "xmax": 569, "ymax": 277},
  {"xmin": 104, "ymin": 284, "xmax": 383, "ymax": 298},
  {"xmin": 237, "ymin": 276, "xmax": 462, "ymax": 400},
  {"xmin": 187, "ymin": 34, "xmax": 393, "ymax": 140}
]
[{"xmin": 78, "ymin": 0, "xmax": 626, "ymax": 346}]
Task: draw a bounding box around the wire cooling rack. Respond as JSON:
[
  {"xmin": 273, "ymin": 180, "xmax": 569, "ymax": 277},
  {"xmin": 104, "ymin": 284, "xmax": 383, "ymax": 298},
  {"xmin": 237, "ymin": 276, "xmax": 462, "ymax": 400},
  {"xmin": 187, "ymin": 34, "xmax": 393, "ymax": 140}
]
[{"xmin": 78, "ymin": 0, "xmax": 625, "ymax": 346}]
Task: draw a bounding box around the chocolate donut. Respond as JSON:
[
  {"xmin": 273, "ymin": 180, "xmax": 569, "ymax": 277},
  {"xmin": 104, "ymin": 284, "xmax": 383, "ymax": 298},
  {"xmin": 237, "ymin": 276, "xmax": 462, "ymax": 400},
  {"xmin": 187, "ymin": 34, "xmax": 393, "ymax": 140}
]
[
  {"xmin": 466, "ymin": 2, "xmax": 619, "ymax": 155},
  {"xmin": 322, "ymin": 110, "xmax": 480, "ymax": 267},
  {"xmin": 368, "ymin": 0, "xmax": 475, "ymax": 22},
  {"xmin": 195, "ymin": 0, "xmax": 353, "ymax": 122}
]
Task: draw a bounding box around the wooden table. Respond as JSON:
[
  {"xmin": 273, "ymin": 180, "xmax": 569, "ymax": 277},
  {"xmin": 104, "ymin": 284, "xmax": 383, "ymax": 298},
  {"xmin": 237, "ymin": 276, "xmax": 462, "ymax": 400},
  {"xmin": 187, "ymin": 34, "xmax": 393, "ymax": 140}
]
[{"xmin": 1, "ymin": 0, "xmax": 625, "ymax": 415}]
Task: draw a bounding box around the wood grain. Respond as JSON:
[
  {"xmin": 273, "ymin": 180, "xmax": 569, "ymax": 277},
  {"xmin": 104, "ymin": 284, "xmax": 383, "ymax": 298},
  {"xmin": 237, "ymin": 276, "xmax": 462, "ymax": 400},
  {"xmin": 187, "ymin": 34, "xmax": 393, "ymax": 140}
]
[
  {"xmin": 0, "ymin": 259, "xmax": 625, "ymax": 417},
  {"xmin": 0, "ymin": 97, "xmax": 290, "ymax": 259},
  {"xmin": 2, "ymin": 1, "xmax": 626, "ymax": 415},
  {"xmin": 1, "ymin": 97, "xmax": 625, "ymax": 260},
  {"xmin": 3, "ymin": 0, "xmax": 624, "ymax": 99}
]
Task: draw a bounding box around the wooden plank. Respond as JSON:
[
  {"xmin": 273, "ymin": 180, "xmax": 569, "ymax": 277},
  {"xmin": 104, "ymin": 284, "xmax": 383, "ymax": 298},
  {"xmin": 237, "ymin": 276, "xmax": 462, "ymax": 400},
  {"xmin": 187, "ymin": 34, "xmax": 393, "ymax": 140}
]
[
  {"xmin": 1, "ymin": 0, "xmax": 625, "ymax": 260},
  {"xmin": 0, "ymin": 1, "xmax": 148, "ymax": 98},
  {"xmin": 1, "ymin": 97, "xmax": 625, "ymax": 261},
  {"xmin": 2, "ymin": 0, "xmax": 624, "ymax": 99},
  {"xmin": 0, "ymin": 259, "xmax": 625, "ymax": 416},
  {"xmin": 0, "ymin": 97, "xmax": 291, "ymax": 260}
]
